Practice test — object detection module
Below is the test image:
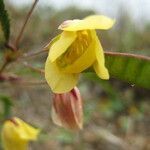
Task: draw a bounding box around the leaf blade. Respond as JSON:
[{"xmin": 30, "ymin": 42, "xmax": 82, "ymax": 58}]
[
  {"xmin": 0, "ymin": 0, "xmax": 10, "ymax": 41},
  {"xmin": 105, "ymin": 52, "xmax": 150, "ymax": 89}
]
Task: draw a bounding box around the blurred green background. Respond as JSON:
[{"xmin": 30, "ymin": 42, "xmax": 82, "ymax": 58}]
[{"xmin": 0, "ymin": 0, "xmax": 150, "ymax": 150}]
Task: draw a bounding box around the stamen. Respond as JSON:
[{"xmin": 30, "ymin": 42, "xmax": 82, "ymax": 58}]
[{"xmin": 57, "ymin": 30, "xmax": 91, "ymax": 68}]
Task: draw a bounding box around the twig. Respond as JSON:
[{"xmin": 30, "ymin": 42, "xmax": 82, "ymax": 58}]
[
  {"xmin": 5, "ymin": 42, "xmax": 16, "ymax": 51},
  {"xmin": 21, "ymin": 48, "xmax": 48, "ymax": 59},
  {"xmin": 13, "ymin": 80, "xmax": 47, "ymax": 86},
  {"xmin": 22, "ymin": 62, "xmax": 44, "ymax": 74},
  {"xmin": 0, "ymin": 0, "xmax": 39, "ymax": 74},
  {"xmin": 0, "ymin": 73, "xmax": 46, "ymax": 86},
  {"xmin": 15, "ymin": 0, "xmax": 39, "ymax": 49},
  {"xmin": 105, "ymin": 51, "xmax": 150, "ymax": 61},
  {"xmin": 0, "ymin": 61, "xmax": 9, "ymax": 74},
  {"xmin": 0, "ymin": 73, "xmax": 21, "ymax": 82}
]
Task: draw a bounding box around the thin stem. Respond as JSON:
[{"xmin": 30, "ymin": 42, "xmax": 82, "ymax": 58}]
[
  {"xmin": 0, "ymin": 73, "xmax": 46, "ymax": 86},
  {"xmin": 5, "ymin": 43, "xmax": 16, "ymax": 51},
  {"xmin": 0, "ymin": 61, "xmax": 9, "ymax": 74},
  {"xmin": 22, "ymin": 62, "xmax": 44, "ymax": 74},
  {"xmin": 105, "ymin": 51, "xmax": 150, "ymax": 61},
  {"xmin": 22, "ymin": 48, "xmax": 48, "ymax": 59},
  {"xmin": 15, "ymin": 0, "xmax": 39, "ymax": 49},
  {"xmin": 0, "ymin": 81, "xmax": 46, "ymax": 89},
  {"xmin": 13, "ymin": 80, "xmax": 47, "ymax": 86},
  {"xmin": 1, "ymin": 1, "xmax": 39, "ymax": 73}
]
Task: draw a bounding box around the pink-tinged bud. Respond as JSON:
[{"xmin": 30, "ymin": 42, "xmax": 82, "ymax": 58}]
[{"xmin": 51, "ymin": 87, "xmax": 83, "ymax": 130}]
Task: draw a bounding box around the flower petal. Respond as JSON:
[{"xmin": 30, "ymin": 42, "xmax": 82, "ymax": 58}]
[
  {"xmin": 60, "ymin": 15, "xmax": 115, "ymax": 31},
  {"xmin": 1, "ymin": 117, "xmax": 40, "ymax": 150},
  {"xmin": 61, "ymin": 30, "xmax": 96, "ymax": 73},
  {"xmin": 51, "ymin": 103, "xmax": 62, "ymax": 127},
  {"xmin": 84, "ymin": 15, "xmax": 115, "ymax": 29},
  {"xmin": 15, "ymin": 118, "xmax": 40, "ymax": 140},
  {"xmin": 70, "ymin": 87, "xmax": 83, "ymax": 129},
  {"xmin": 49, "ymin": 31, "xmax": 77, "ymax": 62},
  {"xmin": 45, "ymin": 57, "xmax": 79, "ymax": 93},
  {"xmin": 93, "ymin": 32, "xmax": 109, "ymax": 79},
  {"xmin": 44, "ymin": 34, "xmax": 61, "ymax": 51}
]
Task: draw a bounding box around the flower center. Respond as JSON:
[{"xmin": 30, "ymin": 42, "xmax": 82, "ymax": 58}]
[{"xmin": 57, "ymin": 30, "xmax": 91, "ymax": 68}]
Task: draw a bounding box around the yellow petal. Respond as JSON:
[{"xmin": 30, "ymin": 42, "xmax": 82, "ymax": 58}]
[
  {"xmin": 60, "ymin": 15, "xmax": 115, "ymax": 31},
  {"xmin": 44, "ymin": 34, "xmax": 61, "ymax": 52},
  {"xmin": 93, "ymin": 32, "xmax": 109, "ymax": 79},
  {"xmin": 49, "ymin": 31, "xmax": 77, "ymax": 62},
  {"xmin": 45, "ymin": 57, "xmax": 79, "ymax": 93},
  {"xmin": 2, "ymin": 117, "xmax": 39, "ymax": 141},
  {"xmin": 61, "ymin": 30, "xmax": 96, "ymax": 73},
  {"xmin": 84, "ymin": 15, "xmax": 115, "ymax": 29},
  {"xmin": 1, "ymin": 117, "xmax": 40, "ymax": 150},
  {"xmin": 14, "ymin": 118, "xmax": 40, "ymax": 140}
]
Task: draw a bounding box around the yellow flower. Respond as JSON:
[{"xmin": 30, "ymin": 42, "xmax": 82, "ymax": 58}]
[
  {"xmin": 45, "ymin": 15, "xmax": 115, "ymax": 93},
  {"xmin": 1, "ymin": 117, "xmax": 40, "ymax": 150}
]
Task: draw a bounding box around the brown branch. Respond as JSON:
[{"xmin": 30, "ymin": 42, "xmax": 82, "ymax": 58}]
[
  {"xmin": 105, "ymin": 51, "xmax": 150, "ymax": 61},
  {"xmin": 0, "ymin": 73, "xmax": 46, "ymax": 86},
  {"xmin": 22, "ymin": 62, "xmax": 44, "ymax": 74},
  {"xmin": 13, "ymin": 80, "xmax": 47, "ymax": 86},
  {"xmin": 0, "ymin": 73, "xmax": 21, "ymax": 82},
  {"xmin": 0, "ymin": 81, "xmax": 47, "ymax": 89},
  {"xmin": 5, "ymin": 43, "xmax": 16, "ymax": 51},
  {"xmin": 1, "ymin": 1, "xmax": 39, "ymax": 73},
  {"xmin": 0, "ymin": 61, "xmax": 9, "ymax": 74},
  {"xmin": 21, "ymin": 48, "xmax": 48, "ymax": 59},
  {"xmin": 15, "ymin": 0, "xmax": 39, "ymax": 49}
]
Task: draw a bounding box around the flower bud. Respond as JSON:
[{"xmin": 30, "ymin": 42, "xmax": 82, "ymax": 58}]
[
  {"xmin": 1, "ymin": 117, "xmax": 40, "ymax": 150},
  {"xmin": 51, "ymin": 87, "xmax": 83, "ymax": 130}
]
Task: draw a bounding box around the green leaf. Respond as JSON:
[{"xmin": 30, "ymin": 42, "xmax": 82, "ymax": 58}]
[
  {"xmin": 104, "ymin": 52, "xmax": 150, "ymax": 89},
  {"xmin": 0, "ymin": 95, "xmax": 13, "ymax": 119},
  {"xmin": 0, "ymin": 0, "xmax": 10, "ymax": 41}
]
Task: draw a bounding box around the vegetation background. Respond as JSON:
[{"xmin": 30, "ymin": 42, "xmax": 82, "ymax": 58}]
[{"xmin": 0, "ymin": 0, "xmax": 150, "ymax": 149}]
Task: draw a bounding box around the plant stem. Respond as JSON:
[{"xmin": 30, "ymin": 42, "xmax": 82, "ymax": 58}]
[
  {"xmin": 105, "ymin": 51, "xmax": 150, "ymax": 61},
  {"xmin": 15, "ymin": 0, "xmax": 39, "ymax": 49},
  {"xmin": 0, "ymin": 61, "xmax": 9, "ymax": 74},
  {"xmin": 0, "ymin": 73, "xmax": 46, "ymax": 86},
  {"xmin": 22, "ymin": 62, "xmax": 44, "ymax": 74},
  {"xmin": 11, "ymin": 80, "xmax": 47, "ymax": 86},
  {"xmin": 1, "ymin": 0, "xmax": 39, "ymax": 74},
  {"xmin": 5, "ymin": 43, "xmax": 16, "ymax": 51},
  {"xmin": 22, "ymin": 49, "xmax": 48, "ymax": 59}
]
